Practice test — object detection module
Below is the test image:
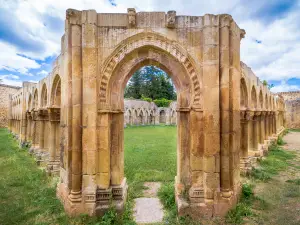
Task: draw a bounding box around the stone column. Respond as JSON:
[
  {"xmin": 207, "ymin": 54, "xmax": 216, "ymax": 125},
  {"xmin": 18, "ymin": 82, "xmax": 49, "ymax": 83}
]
[
  {"xmin": 47, "ymin": 108, "xmax": 60, "ymax": 174},
  {"xmin": 8, "ymin": 94, "xmax": 12, "ymax": 132},
  {"xmin": 247, "ymin": 111, "xmax": 254, "ymax": 152},
  {"xmin": 253, "ymin": 114, "xmax": 259, "ymax": 152},
  {"xmin": 260, "ymin": 112, "xmax": 266, "ymax": 144},
  {"xmin": 39, "ymin": 116, "xmax": 45, "ymax": 151},
  {"xmin": 69, "ymin": 20, "xmax": 83, "ymax": 202},
  {"xmin": 265, "ymin": 114, "xmax": 269, "ymax": 138},
  {"xmin": 240, "ymin": 111, "xmax": 250, "ymax": 174}
]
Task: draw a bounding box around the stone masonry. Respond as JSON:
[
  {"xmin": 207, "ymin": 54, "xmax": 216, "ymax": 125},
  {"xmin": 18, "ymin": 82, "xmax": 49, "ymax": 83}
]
[
  {"xmin": 8, "ymin": 9, "xmax": 287, "ymax": 221},
  {"xmin": 0, "ymin": 84, "xmax": 20, "ymax": 127},
  {"xmin": 278, "ymin": 92, "xmax": 300, "ymax": 128}
]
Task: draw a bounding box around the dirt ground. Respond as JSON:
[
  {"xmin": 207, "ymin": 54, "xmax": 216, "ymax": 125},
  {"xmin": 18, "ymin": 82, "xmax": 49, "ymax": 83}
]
[{"xmin": 245, "ymin": 131, "xmax": 300, "ymax": 225}]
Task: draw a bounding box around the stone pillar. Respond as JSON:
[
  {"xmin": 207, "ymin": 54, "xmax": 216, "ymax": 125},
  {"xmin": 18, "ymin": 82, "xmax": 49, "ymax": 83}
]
[
  {"xmin": 247, "ymin": 111, "xmax": 254, "ymax": 152},
  {"xmin": 8, "ymin": 94, "xmax": 12, "ymax": 132},
  {"xmin": 253, "ymin": 114, "xmax": 259, "ymax": 152},
  {"xmin": 265, "ymin": 114, "xmax": 269, "ymax": 138},
  {"xmin": 69, "ymin": 19, "xmax": 83, "ymax": 202},
  {"xmin": 47, "ymin": 108, "xmax": 60, "ymax": 175},
  {"xmin": 260, "ymin": 112, "xmax": 266, "ymax": 144},
  {"xmin": 240, "ymin": 111, "xmax": 250, "ymax": 174},
  {"xmin": 39, "ymin": 117, "xmax": 45, "ymax": 151}
]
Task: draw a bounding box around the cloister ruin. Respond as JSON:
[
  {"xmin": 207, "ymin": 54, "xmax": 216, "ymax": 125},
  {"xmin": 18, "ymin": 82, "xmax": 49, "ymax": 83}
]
[{"xmin": 8, "ymin": 9, "xmax": 286, "ymax": 220}]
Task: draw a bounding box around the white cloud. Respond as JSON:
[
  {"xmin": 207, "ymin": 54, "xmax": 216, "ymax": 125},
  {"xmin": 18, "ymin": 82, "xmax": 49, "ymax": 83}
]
[
  {"xmin": 271, "ymin": 81, "xmax": 300, "ymax": 93},
  {"xmin": 37, "ymin": 70, "xmax": 49, "ymax": 76},
  {"xmin": 0, "ymin": 0, "xmax": 300, "ymax": 92},
  {"xmin": 0, "ymin": 77, "xmax": 22, "ymax": 87},
  {"xmin": 0, "ymin": 41, "xmax": 40, "ymax": 75}
]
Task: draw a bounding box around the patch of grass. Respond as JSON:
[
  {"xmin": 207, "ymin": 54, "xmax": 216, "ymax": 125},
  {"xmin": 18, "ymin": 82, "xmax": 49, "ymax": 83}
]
[
  {"xmin": 277, "ymin": 136, "xmax": 286, "ymax": 145},
  {"xmin": 0, "ymin": 128, "xmax": 139, "ymax": 225},
  {"xmin": 225, "ymin": 184, "xmax": 254, "ymax": 224},
  {"xmin": 0, "ymin": 126, "xmax": 178, "ymax": 224},
  {"xmin": 289, "ymin": 128, "xmax": 300, "ymax": 132},
  {"xmin": 284, "ymin": 185, "xmax": 300, "ymax": 198},
  {"xmin": 249, "ymin": 143, "xmax": 295, "ymax": 182},
  {"xmin": 286, "ymin": 179, "xmax": 300, "ymax": 185},
  {"xmin": 124, "ymin": 126, "xmax": 177, "ymax": 183}
]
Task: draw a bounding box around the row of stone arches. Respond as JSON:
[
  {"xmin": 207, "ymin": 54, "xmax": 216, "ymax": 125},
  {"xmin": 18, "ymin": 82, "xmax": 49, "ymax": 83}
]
[{"xmin": 8, "ymin": 9, "xmax": 288, "ymax": 220}]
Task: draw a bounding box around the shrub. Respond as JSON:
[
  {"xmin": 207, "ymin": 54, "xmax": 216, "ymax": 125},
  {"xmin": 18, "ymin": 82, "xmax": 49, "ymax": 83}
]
[
  {"xmin": 153, "ymin": 98, "xmax": 172, "ymax": 107},
  {"xmin": 277, "ymin": 136, "xmax": 286, "ymax": 146},
  {"xmin": 141, "ymin": 95, "xmax": 152, "ymax": 102}
]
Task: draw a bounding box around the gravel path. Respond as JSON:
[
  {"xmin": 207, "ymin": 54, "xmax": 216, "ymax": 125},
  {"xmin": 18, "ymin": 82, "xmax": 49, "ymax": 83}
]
[{"xmin": 133, "ymin": 182, "xmax": 164, "ymax": 224}]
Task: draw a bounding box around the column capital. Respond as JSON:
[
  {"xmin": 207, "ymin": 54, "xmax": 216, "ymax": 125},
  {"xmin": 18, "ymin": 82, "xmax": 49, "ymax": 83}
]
[
  {"xmin": 245, "ymin": 110, "xmax": 255, "ymax": 120},
  {"xmin": 48, "ymin": 107, "xmax": 61, "ymax": 122}
]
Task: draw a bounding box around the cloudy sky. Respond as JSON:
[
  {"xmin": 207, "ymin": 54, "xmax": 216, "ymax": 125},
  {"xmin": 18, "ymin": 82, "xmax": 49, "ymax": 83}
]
[{"xmin": 0, "ymin": 0, "xmax": 300, "ymax": 92}]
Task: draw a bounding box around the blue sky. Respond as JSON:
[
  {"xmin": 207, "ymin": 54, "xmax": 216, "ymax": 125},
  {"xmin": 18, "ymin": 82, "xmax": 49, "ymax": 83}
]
[{"xmin": 0, "ymin": 0, "xmax": 300, "ymax": 92}]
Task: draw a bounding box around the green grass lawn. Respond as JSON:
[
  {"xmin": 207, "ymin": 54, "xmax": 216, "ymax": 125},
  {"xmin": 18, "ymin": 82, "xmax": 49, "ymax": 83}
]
[
  {"xmin": 0, "ymin": 126, "xmax": 177, "ymax": 225},
  {"xmin": 125, "ymin": 125, "xmax": 177, "ymax": 183}
]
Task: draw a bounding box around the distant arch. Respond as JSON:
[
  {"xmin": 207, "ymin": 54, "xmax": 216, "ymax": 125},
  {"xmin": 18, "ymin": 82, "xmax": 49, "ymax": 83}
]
[
  {"xmin": 251, "ymin": 86, "xmax": 257, "ymax": 109},
  {"xmin": 33, "ymin": 89, "xmax": 38, "ymax": 109},
  {"xmin": 41, "ymin": 83, "xmax": 48, "ymax": 107},
  {"xmin": 51, "ymin": 74, "xmax": 61, "ymax": 107},
  {"xmin": 259, "ymin": 90, "xmax": 263, "ymax": 109},
  {"xmin": 240, "ymin": 78, "xmax": 248, "ymax": 109}
]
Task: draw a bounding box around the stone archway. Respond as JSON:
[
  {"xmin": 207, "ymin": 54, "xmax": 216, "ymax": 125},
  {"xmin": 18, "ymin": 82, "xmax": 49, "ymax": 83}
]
[{"xmin": 57, "ymin": 9, "xmax": 245, "ymax": 220}]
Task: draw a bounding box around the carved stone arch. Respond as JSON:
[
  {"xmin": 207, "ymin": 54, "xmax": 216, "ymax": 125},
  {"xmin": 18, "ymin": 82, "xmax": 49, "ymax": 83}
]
[
  {"xmin": 41, "ymin": 83, "xmax": 48, "ymax": 107},
  {"xmin": 259, "ymin": 89, "xmax": 263, "ymax": 109},
  {"xmin": 240, "ymin": 78, "xmax": 248, "ymax": 109},
  {"xmin": 33, "ymin": 89, "xmax": 38, "ymax": 110},
  {"xmin": 265, "ymin": 94, "xmax": 268, "ymax": 110},
  {"xmin": 28, "ymin": 94, "xmax": 32, "ymax": 111},
  {"xmin": 98, "ymin": 32, "xmax": 202, "ymax": 111},
  {"xmin": 51, "ymin": 74, "xmax": 62, "ymax": 107},
  {"xmin": 251, "ymin": 86, "xmax": 257, "ymax": 109}
]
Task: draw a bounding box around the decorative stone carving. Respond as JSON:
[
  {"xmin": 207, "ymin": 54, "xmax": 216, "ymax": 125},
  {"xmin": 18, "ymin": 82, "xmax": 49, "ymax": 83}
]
[
  {"xmin": 127, "ymin": 8, "xmax": 136, "ymax": 28},
  {"xmin": 166, "ymin": 11, "xmax": 176, "ymax": 28}
]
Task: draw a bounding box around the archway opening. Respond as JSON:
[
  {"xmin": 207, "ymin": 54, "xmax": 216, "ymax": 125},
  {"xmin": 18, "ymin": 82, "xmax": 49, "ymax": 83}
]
[{"xmin": 123, "ymin": 65, "xmax": 178, "ymax": 202}]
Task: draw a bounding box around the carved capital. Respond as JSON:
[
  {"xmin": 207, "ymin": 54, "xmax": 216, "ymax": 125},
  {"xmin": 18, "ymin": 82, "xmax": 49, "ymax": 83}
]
[
  {"xmin": 245, "ymin": 110, "xmax": 254, "ymax": 120},
  {"xmin": 255, "ymin": 111, "xmax": 261, "ymax": 116},
  {"xmin": 166, "ymin": 10, "xmax": 176, "ymax": 28},
  {"xmin": 127, "ymin": 8, "xmax": 136, "ymax": 28},
  {"xmin": 66, "ymin": 9, "xmax": 82, "ymax": 25},
  {"xmin": 220, "ymin": 14, "xmax": 232, "ymax": 28},
  {"xmin": 48, "ymin": 107, "xmax": 61, "ymax": 122},
  {"xmin": 240, "ymin": 29, "xmax": 246, "ymax": 39}
]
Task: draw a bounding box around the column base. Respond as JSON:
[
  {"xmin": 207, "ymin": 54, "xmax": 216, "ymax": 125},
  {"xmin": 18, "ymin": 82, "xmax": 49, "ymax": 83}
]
[
  {"xmin": 47, "ymin": 160, "xmax": 60, "ymax": 175},
  {"xmin": 57, "ymin": 178, "xmax": 128, "ymax": 217},
  {"xmin": 240, "ymin": 157, "xmax": 252, "ymax": 175},
  {"xmin": 175, "ymin": 177, "xmax": 241, "ymax": 220}
]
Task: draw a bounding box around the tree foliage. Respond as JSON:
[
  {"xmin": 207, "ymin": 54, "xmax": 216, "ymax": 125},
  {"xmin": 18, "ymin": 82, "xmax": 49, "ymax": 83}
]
[
  {"xmin": 153, "ymin": 98, "xmax": 172, "ymax": 107},
  {"xmin": 262, "ymin": 80, "xmax": 274, "ymax": 90},
  {"xmin": 124, "ymin": 66, "xmax": 177, "ymax": 101}
]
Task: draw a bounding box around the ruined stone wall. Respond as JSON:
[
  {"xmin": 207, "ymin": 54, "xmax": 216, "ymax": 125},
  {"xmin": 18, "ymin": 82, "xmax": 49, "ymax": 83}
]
[
  {"xmin": 285, "ymin": 100, "xmax": 300, "ymax": 128},
  {"xmin": 279, "ymin": 92, "xmax": 300, "ymax": 128},
  {"xmin": 0, "ymin": 84, "xmax": 20, "ymax": 127}
]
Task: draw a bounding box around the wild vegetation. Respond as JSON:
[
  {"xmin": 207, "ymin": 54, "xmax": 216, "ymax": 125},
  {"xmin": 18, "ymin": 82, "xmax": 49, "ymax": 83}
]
[
  {"xmin": 124, "ymin": 66, "xmax": 176, "ymax": 106},
  {"xmin": 1, "ymin": 127, "xmax": 300, "ymax": 225}
]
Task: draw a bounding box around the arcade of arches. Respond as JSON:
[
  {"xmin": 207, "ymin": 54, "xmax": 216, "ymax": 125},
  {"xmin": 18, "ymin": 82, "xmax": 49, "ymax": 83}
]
[{"xmin": 8, "ymin": 9, "xmax": 286, "ymax": 220}]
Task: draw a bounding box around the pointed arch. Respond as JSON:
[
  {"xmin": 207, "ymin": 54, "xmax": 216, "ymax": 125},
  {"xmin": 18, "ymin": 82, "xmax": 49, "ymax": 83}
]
[
  {"xmin": 28, "ymin": 94, "xmax": 32, "ymax": 111},
  {"xmin": 240, "ymin": 78, "xmax": 248, "ymax": 109},
  {"xmin": 51, "ymin": 74, "xmax": 61, "ymax": 107},
  {"xmin": 265, "ymin": 94, "xmax": 268, "ymax": 110},
  {"xmin": 41, "ymin": 83, "xmax": 48, "ymax": 107},
  {"xmin": 259, "ymin": 90, "xmax": 263, "ymax": 109},
  {"xmin": 251, "ymin": 86, "xmax": 257, "ymax": 109},
  {"xmin": 33, "ymin": 88, "xmax": 38, "ymax": 109}
]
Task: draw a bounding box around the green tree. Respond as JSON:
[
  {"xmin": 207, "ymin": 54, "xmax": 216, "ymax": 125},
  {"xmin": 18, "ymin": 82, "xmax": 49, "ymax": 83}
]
[
  {"xmin": 125, "ymin": 66, "xmax": 177, "ymax": 100},
  {"xmin": 124, "ymin": 70, "xmax": 144, "ymax": 99},
  {"xmin": 262, "ymin": 80, "xmax": 274, "ymax": 90}
]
